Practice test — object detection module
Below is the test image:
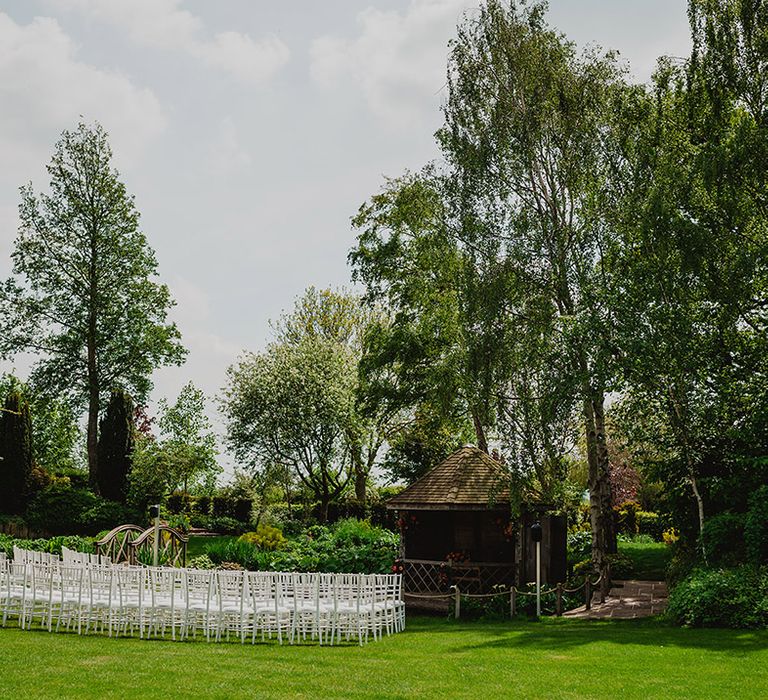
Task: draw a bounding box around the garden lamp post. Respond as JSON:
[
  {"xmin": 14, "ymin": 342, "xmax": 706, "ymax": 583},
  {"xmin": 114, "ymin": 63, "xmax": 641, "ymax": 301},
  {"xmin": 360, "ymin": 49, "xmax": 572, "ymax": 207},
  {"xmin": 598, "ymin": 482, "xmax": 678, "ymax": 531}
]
[
  {"xmin": 149, "ymin": 504, "xmax": 160, "ymax": 567},
  {"xmin": 531, "ymin": 521, "xmax": 543, "ymax": 617}
]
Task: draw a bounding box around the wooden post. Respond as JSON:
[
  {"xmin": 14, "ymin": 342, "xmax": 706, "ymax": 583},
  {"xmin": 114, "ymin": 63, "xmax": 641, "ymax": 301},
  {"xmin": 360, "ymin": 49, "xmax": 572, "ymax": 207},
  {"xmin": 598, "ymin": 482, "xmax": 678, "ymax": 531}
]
[
  {"xmin": 585, "ymin": 576, "xmax": 592, "ymax": 610},
  {"xmin": 454, "ymin": 586, "xmax": 461, "ymax": 619},
  {"xmin": 510, "ymin": 587, "xmax": 516, "ymax": 618},
  {"xmin": 556, "ymin": 582, "xmax": 563, "ymax": 616}
]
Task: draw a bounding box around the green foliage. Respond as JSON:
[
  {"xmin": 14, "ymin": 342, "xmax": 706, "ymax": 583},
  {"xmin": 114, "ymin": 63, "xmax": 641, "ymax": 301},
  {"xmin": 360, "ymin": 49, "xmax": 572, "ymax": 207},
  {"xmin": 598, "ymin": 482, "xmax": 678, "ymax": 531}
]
[
  {"xmin": 26, "ymin": 483, "xmax": 128, "ymax": 535},
  {"xmin": 188, "ymin": 554, "xmax": 215, "ymax": 570},
  {"xmin": 0, "ymin": 122, "xmax": 186, "ymax": 483},
  {"xmin": 223, "ymin": 336, "xmax": 357, "ymax": 521},
  {"xmin": 636, "ymin": 511, "xmax": 664, "ymax": 541},
  {"xmin": 157, "ymin": 381, "xmax": 219, "ymax": 494},
  {"xmin": 382, "ymin": 403, "xmax": 469, "ymax": 484},
  {"xmin": 205, "ymin": 518, "xmax": 399, "ymax": 574},
  {"xmin": 667, "ymin": 566, "xmax": 768, "ymax": 629},
  {"xmin": 0, "ymin": 389, "xmax": 33, "ymax": 515},
  {"xmin": 0, "ymin": 533, "xmax": 94, "ymax": 558},
  {"xmin": 239, "ymin": 524, "xmax": 285, "ymax": 551},
  {"xmin": 567, "ymin": 530, "xmax": 593, "ymax": 565},
  {"xmin": 207, "ymin": 516, "xmax": 248, "ymax": 535},
  {"xmin": 604, "ymin": 552, "xmax": 635, "ymax": 580},
  {"xmin": 745, "ymin": 486, "xmax": 768, "ymax": 565},
  {"xmin": 96, "ymin": 390, "xmax": 135, "ymax": 502},
  {"xmin": 702, "ymin": 512, "xmax": 746, "ymax": 566},
  {"xmin": 166, "ymin": 513, "xmax": 191, "ymax": 534},
  {"xmin": 615, "ymin": 501, "xmax": 641, "ymax": 535}
]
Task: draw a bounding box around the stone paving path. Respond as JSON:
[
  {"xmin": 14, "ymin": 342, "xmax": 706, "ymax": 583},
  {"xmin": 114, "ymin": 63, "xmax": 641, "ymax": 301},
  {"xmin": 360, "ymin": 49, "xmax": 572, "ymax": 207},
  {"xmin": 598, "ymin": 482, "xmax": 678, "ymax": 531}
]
[{"xmin": 563, "ymin": 579, "xmax": 668, "ymax": 619}]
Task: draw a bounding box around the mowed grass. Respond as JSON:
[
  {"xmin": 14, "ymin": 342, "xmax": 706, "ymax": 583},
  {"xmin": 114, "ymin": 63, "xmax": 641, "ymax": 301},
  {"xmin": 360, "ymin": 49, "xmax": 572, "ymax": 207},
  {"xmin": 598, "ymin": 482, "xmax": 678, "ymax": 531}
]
[
  {"xmin": 618, "ymin": 541, "xmax": 672, "ymax": 580},
  {"xmin": 0, "ymin": 616, "xmax": 765, "ymax": 699}
]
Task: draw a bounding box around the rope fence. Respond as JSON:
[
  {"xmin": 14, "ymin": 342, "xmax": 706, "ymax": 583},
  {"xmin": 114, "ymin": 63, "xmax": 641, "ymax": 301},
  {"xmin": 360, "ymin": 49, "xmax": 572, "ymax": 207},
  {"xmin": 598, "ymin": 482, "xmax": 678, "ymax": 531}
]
[{"xmin": 424, "ymin": 570, "xmax": 608, "ymax": 619}]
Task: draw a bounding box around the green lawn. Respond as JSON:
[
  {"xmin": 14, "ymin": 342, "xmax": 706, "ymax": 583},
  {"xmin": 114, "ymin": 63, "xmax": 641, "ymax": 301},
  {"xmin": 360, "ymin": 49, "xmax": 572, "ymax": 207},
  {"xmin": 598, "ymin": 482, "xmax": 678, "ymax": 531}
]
[
  {"xmin": 0, "ymin": 617, "xmax": 765, "ymax": 699},
  {"xmin": 618, "ymin": 541, "xmax": 672, "ymax": 580}
]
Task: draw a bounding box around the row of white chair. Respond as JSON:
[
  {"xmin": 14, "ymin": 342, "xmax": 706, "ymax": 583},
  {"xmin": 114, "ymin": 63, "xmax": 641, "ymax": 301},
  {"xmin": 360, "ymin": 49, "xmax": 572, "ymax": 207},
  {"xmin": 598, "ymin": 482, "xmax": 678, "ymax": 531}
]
[
  {"xmin": 0, "ymin": 561, "xmax": 404, "ymax": 646},
  {"xmin": 61, "ymin": 546, "xmax": 111, "ymax": 567}
]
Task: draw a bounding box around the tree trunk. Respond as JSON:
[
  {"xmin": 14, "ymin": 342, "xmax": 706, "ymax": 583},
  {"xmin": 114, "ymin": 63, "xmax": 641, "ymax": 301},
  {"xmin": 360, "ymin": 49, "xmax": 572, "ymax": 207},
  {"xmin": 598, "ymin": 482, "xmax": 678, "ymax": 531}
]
[
  {"xmin": 591, "ymin": 392, "xmax": 616, "ymax": 554},
  {"xmin": 472, "ymin": 410, "xmax": 489, "ymax": 453},
  {"xmin": 87, "ymin": 332, "xmax": 99, "ymax": 491},
  {"xmin": 319, "ymin": 497, "xmax": 330, "ymax": 523},
  {"xmin": 583, "ymin": 390, "xmax": 615, "ymax": 577},
  {"xmin": 354, "ymin": 468, "xmax": 367, "ymax": 504},
  {"xmin": 87, "ymin": 226, "xmax": 99, "ymax": 491}
]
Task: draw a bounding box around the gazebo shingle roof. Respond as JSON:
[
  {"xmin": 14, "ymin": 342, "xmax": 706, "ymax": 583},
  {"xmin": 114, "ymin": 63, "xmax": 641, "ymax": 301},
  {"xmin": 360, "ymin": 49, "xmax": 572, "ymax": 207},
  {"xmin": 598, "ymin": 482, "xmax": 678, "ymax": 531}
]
[{"xmin": 386, "ymin": 445, "xmax": 510, "ymax": 511}]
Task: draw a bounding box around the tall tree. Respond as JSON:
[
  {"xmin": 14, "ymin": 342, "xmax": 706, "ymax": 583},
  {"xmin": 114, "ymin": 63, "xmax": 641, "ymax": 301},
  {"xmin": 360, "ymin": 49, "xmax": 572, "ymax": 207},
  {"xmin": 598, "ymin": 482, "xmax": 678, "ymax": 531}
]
[
  {"xmin": 351, "ymin": 172, "xmax": 501, "ymax": 455},
  {"xmin": 0, "ymin": 390, "xmax": 33, "ymax": 515},
  {"xmin": 0, "ymin": 373, "xmax": 80, "ymax": 474},
  {"xmin": 0, "ymin": 122, "xmax": 186, "ymax": 489},
  {"xmin": 157, "ymin": 381, "xmax": 219, "ymax": 495},
  {"xmin": 223, "ymin": 338, "xmax": 356, "ymax": 522},
  {"xmin": 437, "ymin": 0, "xmax": 623, "ymax": 570},
  {"xmin": 273, "ymin": 287, "xmax": 398, "ymax": 504},
  {"xmin": 602, "ymin": 0, "xmax": 768, "ymax": 543},
  {"xmin": 96, "ymin": 390, "xmax": 135, "ymax": 502}
]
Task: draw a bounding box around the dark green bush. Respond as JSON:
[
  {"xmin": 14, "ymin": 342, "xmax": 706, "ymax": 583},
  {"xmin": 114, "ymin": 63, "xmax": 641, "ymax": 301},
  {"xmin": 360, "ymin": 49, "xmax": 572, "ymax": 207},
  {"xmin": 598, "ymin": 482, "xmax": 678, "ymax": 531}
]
[
  {"xmin": 78, "ymin": 499, "xmax": 131, "ymax": 532},
  {"xmin": 0, "ymin": 533, "xmax": 94, "ymax": 557},
  {"xmin": 701, "ymin": 512, "xmax": 746, "ymax": 566},
  {"xmin": 212, "ymin": 496, "xmax": 234, "ymax": 518},
  {"xmin": 166, "ymin": 492, "xmax": 185, "ymax": 514},
  {"xmin": 234, "ymin": 498, "xmax": 252, "ymax": 522},
  {"xmin": 208, "ymin": 516, "xmax": 248, "ymax": 535},
  {"xmin": 636, "ymin": 511, "xmax": 664, "ymax": 540},
  {"xmin": 667, "ymin": 565, "xmax": 768, "ymax": 628},
  {"xmin": 26, "ymin": 484, "xmax": 99, "ymax": 534},
  {"xmin": 567, "ymin": 530, "xmax": 592, "ymax": 564},
  {"xmin": 605, "ymin": 552, "xmax": 634, "ymax": 579},
  {"xmin": 195, "ymin": 496, "xmax": 212, "ymax": 515},
  {"xmin": 26, "ymin": 484, "xmax": 127, "ymax": 535},
  {"xmin": 745, "ymin": 486, "xmax": 768, "ymax": 565}
]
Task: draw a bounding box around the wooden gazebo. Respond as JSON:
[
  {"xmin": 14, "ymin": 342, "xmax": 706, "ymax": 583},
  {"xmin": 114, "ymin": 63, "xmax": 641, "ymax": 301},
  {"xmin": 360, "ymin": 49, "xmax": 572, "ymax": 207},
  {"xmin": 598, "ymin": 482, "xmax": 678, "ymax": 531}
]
[{"xmin": 387, "ymin": 446, "xmax": 566, "ymax": 600}]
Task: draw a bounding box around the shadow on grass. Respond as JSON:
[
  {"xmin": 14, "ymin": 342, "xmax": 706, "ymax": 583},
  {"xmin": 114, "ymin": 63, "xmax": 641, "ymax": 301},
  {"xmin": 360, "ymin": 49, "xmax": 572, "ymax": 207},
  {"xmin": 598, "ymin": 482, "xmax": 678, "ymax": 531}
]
[{"xmin": 405, "ymin": 616, "xmax": 768, "ymax": 655}]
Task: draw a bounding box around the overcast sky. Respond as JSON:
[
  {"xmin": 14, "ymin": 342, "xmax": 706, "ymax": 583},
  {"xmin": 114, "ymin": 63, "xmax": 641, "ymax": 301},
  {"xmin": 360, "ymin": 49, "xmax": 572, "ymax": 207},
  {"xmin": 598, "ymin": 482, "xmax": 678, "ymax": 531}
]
[{"xmin": 0, "ymin": 0, "xmax": 691, "ymax": 474}]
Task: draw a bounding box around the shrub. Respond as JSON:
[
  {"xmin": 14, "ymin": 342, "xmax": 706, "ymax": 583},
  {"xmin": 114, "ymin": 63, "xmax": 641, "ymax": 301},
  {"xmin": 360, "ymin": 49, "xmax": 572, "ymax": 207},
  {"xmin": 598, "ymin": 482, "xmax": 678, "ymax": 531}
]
[
  {"xmin": 208, "ymin": 516, "xmax": 248, "ymax": 535},
  {"xmin": 701, "ymin": 512, "xmax": 746, "ymax": 566},
  {"xmin": 195, "ymin": 496, "xmax": 212, "ymax": 515},
  {"xmin": 667, "ymin": 565, "xmax": 768, "ymax": 629},
  {"xmin": 166, "ymin": 493, "xmax": 185, "ymax": 514},
  {"xmin": 745, "ymin": 486, "xmax": 768, "ymax": 565},
  {"xmin": 605, "ymin": 552, "xmax": 634, "ymax": 579},
  {"xmin": 78, "ymin": 499, "xmax": 131, "ymax": 533},
  {"xmin": 188, "ymin": 554, "xmax": 215, "ymax": 570},
  {"xmin": 614, "ymin": 501, "xmax": 641, "ymax": 535},
  {"xmin": 567, "ymin": 530, "xmax": 592, "ymax": 564},
  {"xmin": 663, "ymin": 528, "xmax": 680, "ymax": 545},
  {"xmin": 239, "ymin": 524, "xmax": 285, "ymax": 551},
  {"xmin": 233, "ymin": 498, "xmax": 252, "ymax": 523},
  {"xmin": 212, "ymin": 496, "xmax": 233, "ymax": 518},
  {"xmin": 636, "ymin": 511, "xmax": 664, "ymax": 541},
  {"xmin": 26, "ymin": 484, "xmax": 99, "ymax": 534},
  {"xmin": 166, "ymin": 513, "xmax": 191, "ymax": 534}
]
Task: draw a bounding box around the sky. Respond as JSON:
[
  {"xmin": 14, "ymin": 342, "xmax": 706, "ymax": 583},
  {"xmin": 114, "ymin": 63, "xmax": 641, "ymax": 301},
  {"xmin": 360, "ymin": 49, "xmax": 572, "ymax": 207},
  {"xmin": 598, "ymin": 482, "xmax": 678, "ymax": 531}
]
[{"xmin": 0, "ymin": 0, "xmax": 692, "ymax": 476}]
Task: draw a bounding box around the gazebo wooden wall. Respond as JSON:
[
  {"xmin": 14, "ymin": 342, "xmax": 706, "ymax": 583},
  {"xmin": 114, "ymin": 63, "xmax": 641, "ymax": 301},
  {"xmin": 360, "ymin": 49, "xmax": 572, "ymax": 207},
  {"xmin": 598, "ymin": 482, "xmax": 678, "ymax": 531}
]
[{"xmin": 387, "ymin": 446, "xmax": 567, "ymax": 601}]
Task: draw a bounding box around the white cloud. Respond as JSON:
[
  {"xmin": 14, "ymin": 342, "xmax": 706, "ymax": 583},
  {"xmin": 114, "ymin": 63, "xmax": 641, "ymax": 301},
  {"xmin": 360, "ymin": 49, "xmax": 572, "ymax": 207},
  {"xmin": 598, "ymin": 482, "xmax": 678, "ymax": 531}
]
[
  {"xmin": 310, "ymin": 0, "xmax": 476, "ymax": 128},
  {"xmin": 51, "ymin": 0, "xmax": 290, "ymax": 83},
  {"xmin": 207, "ymin": 117, "xmax": 252, "ymax": 177},
  {"xmin": 0, "ymin": 11, "xmax": 166, "ymax": 272}
]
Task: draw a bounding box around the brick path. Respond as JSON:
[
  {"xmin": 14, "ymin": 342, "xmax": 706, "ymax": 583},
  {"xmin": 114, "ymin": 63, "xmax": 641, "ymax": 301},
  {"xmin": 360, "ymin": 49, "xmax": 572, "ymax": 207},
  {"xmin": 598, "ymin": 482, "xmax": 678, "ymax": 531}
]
[{"xmin": 563, "ymin": 579, "xmax": 668, "ymax": 619}]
